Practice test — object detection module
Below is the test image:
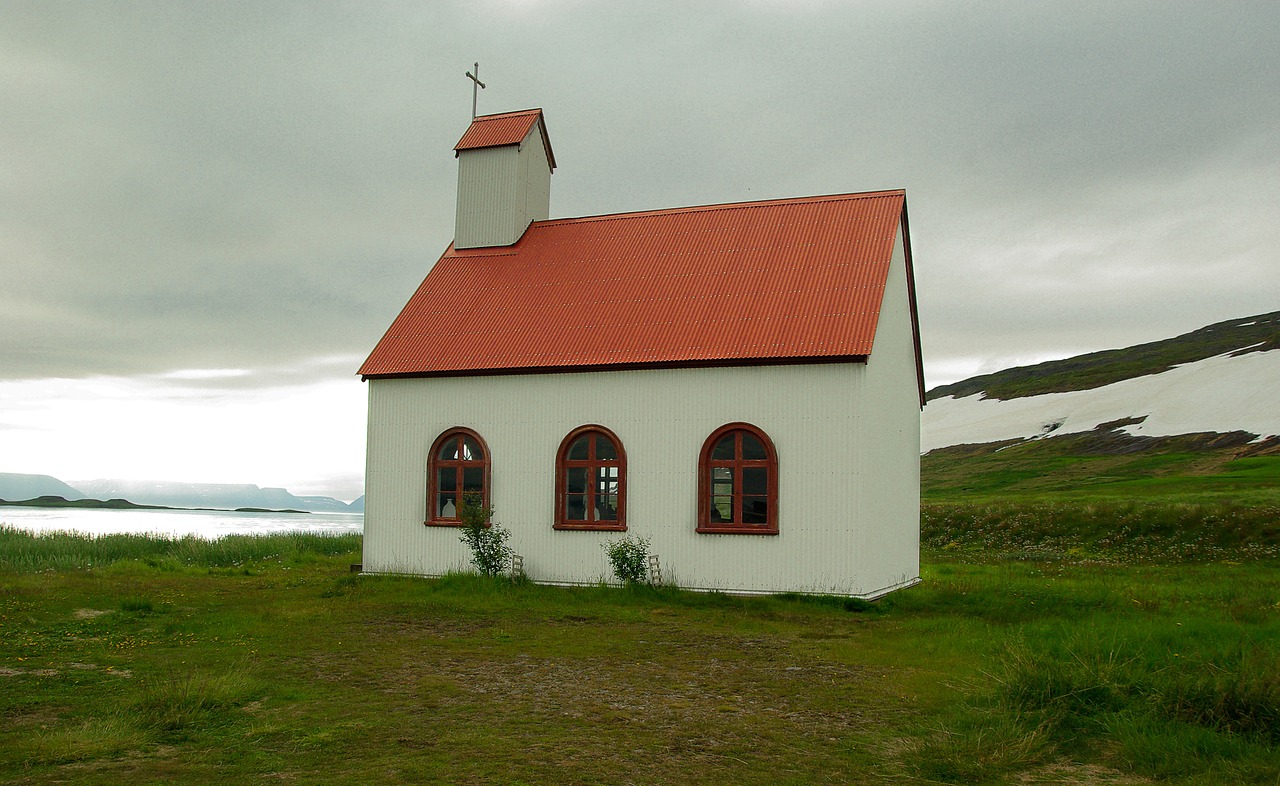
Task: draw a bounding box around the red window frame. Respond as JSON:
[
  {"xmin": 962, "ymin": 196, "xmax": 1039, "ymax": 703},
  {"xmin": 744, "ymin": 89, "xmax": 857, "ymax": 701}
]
[
  {"xmin": 697, "ymin": 422, "xmax": 778, "ymax": 535},
  {"xmin": 554, "ymin": 425, "xmax": 627, "ymax": 532},
  {"xmin": 426, "ymin": 427, "xmax": 491, "ymax": 527}
]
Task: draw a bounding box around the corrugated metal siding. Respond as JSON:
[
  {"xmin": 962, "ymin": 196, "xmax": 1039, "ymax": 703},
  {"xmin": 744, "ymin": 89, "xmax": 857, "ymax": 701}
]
[
  {"xmin": 361, "ymin": 191, "xmax": 905, "ymax": 377},
  {"xmin": 850, "ymin": 225, "xmax": 921, "ymax": 591},
  {"xmin": 519, "ymin": 128, "xmax": 551, "ymax": 227},
  {"xmin": 455, "ymin": 146, "xmax": 521, "ymax": 248},
  {"xmin": 362, "ymin": 361, "xmax": 919, "ymax": 596}
]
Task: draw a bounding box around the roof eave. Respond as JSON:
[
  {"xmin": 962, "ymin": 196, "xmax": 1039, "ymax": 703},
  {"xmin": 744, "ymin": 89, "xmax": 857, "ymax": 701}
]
[{"xmin": 360, "ymin": 354, "xmax": 869, "ymax": 382}]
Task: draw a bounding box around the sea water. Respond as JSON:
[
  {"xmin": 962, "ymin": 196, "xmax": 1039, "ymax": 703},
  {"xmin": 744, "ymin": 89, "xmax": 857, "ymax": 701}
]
[{"xmin": 0, "ymin": 505, "xmax": 363, "ymax": 540}]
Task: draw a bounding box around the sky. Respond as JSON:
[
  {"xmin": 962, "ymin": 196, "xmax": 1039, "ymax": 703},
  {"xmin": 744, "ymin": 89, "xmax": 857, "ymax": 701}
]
[{"xmin": 2, "ymin": 1, "xmax": 1277, "ymax": 501}]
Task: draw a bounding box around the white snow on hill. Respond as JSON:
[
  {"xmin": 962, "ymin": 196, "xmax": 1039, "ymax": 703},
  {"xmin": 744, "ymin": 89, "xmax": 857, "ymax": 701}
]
[{"xmin": 922, "ymin": 348, "xmax": 1280, "ymax": 453}]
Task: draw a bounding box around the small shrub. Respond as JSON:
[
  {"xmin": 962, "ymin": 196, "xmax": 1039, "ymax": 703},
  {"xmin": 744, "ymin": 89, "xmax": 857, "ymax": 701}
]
[
  {"xmin": 457, "ymin": 493, "xmax": 513, "ymax": 577},
  {"xmin": 604, "ymin": 536, "xmax": 650, "ymax": 584}
]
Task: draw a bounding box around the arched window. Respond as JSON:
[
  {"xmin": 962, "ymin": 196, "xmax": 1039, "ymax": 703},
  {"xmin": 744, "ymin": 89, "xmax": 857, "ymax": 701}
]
[
  {"xmin": 555, "ymin": 425, "xmax": 626, "ymax": 531},
  {"xmin": 427, "ymin": 428, "xmax": 490, "ymax": 526},
  {"xmin": 697, "ymin": 423, "xmax": 778, "ymax": 535}
]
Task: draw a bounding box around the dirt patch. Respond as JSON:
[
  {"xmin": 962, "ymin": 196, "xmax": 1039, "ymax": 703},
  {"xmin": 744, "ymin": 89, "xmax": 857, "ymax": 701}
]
[
  {"xmin": 1, "ymin": 667, "xmax": 60, "ymax": 677},
  {"xmin": 1015, "ymin": 760, "xmax": 1154, "ymax": 784},
  {"xmin": 74, "ymin": 608, "xmax": 111, "ymax": 619},
  {"xmin": 411, "ymin": 644, "xmax": 898, "ymax": 737}
]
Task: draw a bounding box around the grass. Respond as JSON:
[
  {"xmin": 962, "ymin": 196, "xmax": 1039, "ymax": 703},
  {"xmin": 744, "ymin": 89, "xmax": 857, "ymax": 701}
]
[
  {"xmin": 922, "ymin": 431, "xmax": 1280, "ymax": 504},
  {"xmin": 0, "ymin": 527, "xmax": 361, "ymax": 572},
  {"xmin": 1, "ymin": 524, "xmax": 1278, "ymax": 784},
  {"xmin": 922, "ymin": 498, "xmax": 1280, "ymax": 563}
]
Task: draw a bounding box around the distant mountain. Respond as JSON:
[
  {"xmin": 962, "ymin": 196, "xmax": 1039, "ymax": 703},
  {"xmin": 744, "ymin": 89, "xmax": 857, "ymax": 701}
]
[
  {"xmin": 70, "ymin": 479, "xmax": 360, "ymax": 513},
  {"xmin": 0, "ymin": 473, "xmax": 86, "ymax": 502},
  {"xmin": 347, "ymin": 495, "xmax": 364, "ymax": 513},
  {"xmin": 923, "ymin": 311, "xmax": 1280, "ymax": 453}
]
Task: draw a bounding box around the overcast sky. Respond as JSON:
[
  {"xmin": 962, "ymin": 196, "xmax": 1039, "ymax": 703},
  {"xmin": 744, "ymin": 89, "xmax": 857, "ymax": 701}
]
[{"xmin": 2, "ymin": 1, "xmax": 1277, "ymax": 500}]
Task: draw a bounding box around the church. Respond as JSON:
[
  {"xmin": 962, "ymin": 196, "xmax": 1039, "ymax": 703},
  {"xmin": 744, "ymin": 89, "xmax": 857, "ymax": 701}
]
[{"xmin": 359, "ymin": 108, "xmax": 923, "ymax": 598}]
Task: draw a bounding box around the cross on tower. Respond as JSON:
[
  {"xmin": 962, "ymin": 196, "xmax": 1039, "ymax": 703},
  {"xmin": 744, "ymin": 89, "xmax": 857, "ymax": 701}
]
[{"xmin": 465, "ymin": 62, "xmax": 486, "ymax": 119}]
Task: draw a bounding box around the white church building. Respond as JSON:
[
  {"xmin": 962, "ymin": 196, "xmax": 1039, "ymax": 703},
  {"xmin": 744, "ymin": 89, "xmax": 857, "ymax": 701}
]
[{"xmin": 359, "ymin": 108, "xmax": 923, "ymax": 598}]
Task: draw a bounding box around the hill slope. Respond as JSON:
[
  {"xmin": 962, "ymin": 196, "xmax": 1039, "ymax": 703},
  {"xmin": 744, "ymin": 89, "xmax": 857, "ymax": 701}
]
[
  {"xmin": 0, "ymin": 473, "xmax": 86, "ymax": 502},
  {"xmin": 927, "ymin": 310, "xmax": 1279, "ymax": 402},
  {"xmin": 923, "ymin": 311, "xmax": 1280, "ymax": 454}
]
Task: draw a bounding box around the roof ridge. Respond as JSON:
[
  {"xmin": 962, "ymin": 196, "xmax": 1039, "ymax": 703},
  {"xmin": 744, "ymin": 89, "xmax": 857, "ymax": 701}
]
[
  {"xmin": 533, "ymin": 189, "xmax": 905, "ymax": 228},
  {"xmin": 472, "ymin": 108, "xmax": 543, "ymax": 120}
]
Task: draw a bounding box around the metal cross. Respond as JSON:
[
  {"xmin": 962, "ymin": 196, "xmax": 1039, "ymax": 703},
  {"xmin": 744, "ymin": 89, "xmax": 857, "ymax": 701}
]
[{"xmin": 465, "ymin": 62, "xmax": 486, "ymax": 119}]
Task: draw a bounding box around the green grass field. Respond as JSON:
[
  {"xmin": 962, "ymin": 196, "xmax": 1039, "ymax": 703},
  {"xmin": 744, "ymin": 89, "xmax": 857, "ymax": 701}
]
[
  {"xmin": 2, "ymin": 445, "xmax": 1277, "ymax": 785},
  {"xmin": 2, "ymin": 523, "xmax": 1277, "ymax": 785}
]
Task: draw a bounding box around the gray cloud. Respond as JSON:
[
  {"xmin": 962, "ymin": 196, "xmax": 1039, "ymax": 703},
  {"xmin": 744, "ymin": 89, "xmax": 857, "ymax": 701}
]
[{"xmin": 2, "ymin": 1, "xmax": 1277, "ymax": 388}]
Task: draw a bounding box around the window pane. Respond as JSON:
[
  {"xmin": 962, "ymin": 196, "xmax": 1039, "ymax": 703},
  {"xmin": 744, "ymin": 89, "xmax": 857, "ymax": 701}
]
[
  {"xmin": 566, "ymin": 467, "xmax": 587, "ymax": 494},
  {"xmin": 742, "ymin": 496, "xmax": 768, "ymax": 524},
  {"xmin": 565, "ymin": 493, "xmax": 587, "ymax": 521},
  {"xmin": 595, "ymin": 467, "xmax": 619, "ymax": 496},
  {"xmin": 711, "ymin": 496, "xmax": 734, "ymax": 523},
  {"xmin": 741, "ymin": 433, "xmax": 767, "ymax": 460},
  {"xmin": 568, "ymin": 435, "xmax": 590, "ymax": 461},
  {"xmin": 438, "ymin": 437, "xmax": 459, "ymax": 460},
  {"xmin": 462, "ymin": 467, "xmax": 484, "ymax": 493},
  {"xmin": 437, "ymin": 468, "xmax": 456, "ymax": 492},
  {"xmin": 437, "ymin": 493, "xmax": 457, "ymax": 518},
  {"xmin": 597, "ymin": 494, "xmax": 619, "ymax": 521},
  {"xmin": 462, "ymin": 436, "xmax": 483, "ymax": 461},
  {"xmin": 743, "ymin": 467, "xmax": 768, "ymax": 496},
  {"xmin": 712, "ymin": 467, "xmax": 733, "ymax": 497},
  {"xmin": 711, "ymin": 434, "xmax": 736, "ymax": 460},
  {"xmin": 595, "ymin": 435, "xmax": 618, "ymax": 460}
]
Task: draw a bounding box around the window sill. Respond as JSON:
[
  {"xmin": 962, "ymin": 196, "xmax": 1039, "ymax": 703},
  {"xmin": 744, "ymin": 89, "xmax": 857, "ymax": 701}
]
[
  {"xmin": 554, "ymin": 522, "xmax": 627, "ymax": 532},
  {"xmin": 696, "ymin": 525, "xmax": 778, "ymax": 536},
  {"xmin": 424, "ymin": 519, "xmax": 488, "ymax": 528}
]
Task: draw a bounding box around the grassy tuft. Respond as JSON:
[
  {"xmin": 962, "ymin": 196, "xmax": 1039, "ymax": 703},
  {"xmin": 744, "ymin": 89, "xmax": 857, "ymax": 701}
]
[
  {"xmin": 133, "ymin": 667, "xmax": 262, "ymax": 739},
  {"xmin": 29, "ymin": 715, "xmax": 151, "ymax": 765},
  {"xmin": 118, "ymin": 596, "xmax": 155, "ymax": 613}
]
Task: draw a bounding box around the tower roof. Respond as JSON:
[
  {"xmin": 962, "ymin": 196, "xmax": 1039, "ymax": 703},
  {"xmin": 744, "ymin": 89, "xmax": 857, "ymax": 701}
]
[{"xmin": 453, "ymin": 108, "xmax": 556, "ymax": 170}]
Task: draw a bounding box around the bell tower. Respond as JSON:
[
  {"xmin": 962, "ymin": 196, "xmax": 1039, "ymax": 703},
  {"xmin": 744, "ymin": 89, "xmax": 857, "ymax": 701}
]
[{"xmin": 453, "ymin": 109, "xmax": 556, "ymax": 249}]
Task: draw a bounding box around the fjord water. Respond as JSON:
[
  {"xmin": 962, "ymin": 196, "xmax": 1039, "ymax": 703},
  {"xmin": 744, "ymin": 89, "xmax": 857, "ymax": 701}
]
[{"xmin": 0, "ymin": 506, "xmax": 362, "ymax": 539}]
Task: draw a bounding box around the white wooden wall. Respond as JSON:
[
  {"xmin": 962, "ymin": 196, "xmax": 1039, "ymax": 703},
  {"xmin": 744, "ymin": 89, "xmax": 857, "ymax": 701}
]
[{"xmin": 363, "ymin": 227, "xmax": 920, "ymax": 597}]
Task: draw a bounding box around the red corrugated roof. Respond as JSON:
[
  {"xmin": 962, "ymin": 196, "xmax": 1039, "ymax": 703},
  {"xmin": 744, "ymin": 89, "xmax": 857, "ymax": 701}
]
[
  {"xmin": 361, "ymin": 190, "xmax": 911, "ymax": 380},
  {"xmin": 454, "ymin": 108, "xmax": 556, "ymax": 170}
]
